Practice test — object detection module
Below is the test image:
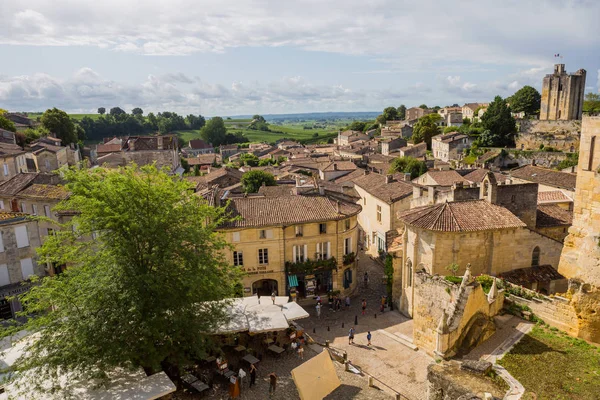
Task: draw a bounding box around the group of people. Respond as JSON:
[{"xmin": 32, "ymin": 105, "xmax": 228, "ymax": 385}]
[
  {"xmin": 315, "ymin": 293, "xmax": 351, "ymax": 318},
  {"xmin": 348, "ymin": 326, "xmax": 373, "ymax": 347}
]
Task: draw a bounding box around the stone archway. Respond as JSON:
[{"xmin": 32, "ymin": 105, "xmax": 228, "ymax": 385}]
[{"xmin": 252, "ymin": 279, "xmax": 278, "ymax": 297}]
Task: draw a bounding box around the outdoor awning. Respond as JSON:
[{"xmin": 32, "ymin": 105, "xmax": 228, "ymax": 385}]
[
  {"xmin": 282, "ymin": 302, "xmax": 309, "ymax": 321},
  {"xmin": 247, "ymin": 311, "xmax": 289, "ymax": 334},
  {"xmin": 291, "ymin": 350, "xmax": 340, "ymax": 400},
  {"xmin": 288, "ymin": 274, "xmax": 299, "ymax": 287}
]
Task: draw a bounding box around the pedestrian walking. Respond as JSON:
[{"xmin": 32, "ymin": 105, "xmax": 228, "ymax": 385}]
[
  {"xmin": 380, "ymin": 295, "xmax": 386, "ymax": 313},
  {"xmin": 328, "ymin": 293, "xmax": 333, "ymax": 310},
  {"xmin": 361, "ymin": 299, "xmax": 367, "ymax": 315},
  {"xmin": 367, "ymin": 331, "xmax": 372, "ymax": 346},
  {"xmin": 364, "ymin": 272, "xmax": 369, "ymax": 288},
  {"xmin": 316, "ymin": 302, "xmax": 321, "ymax": 319},
  {"xmin": 335, "ymin": 296, "xmax": 341, "ymax": 311},
  {"xmin": 348, "ymin": 326, "xmax": 355, "ymax": 345},
  {"xmin": 249, "ymin": 364, "xmax": 257, "ymax": 387},
  {"xmin": 297, "ymin": 344, "xmax": 304, "ymax": 360},
  {"xmin": 268, "ymin": 372, "xmax": 278, "ymax": 397},
  {"xmin": 238, "ymin": 367, "xmax": 247, "ymax": 390},
  {"xmin": 316, "ymin": 295, "xmax": 321, "ymax": 305},
  {"xmin": 345, "ymin": 296, "xmax": 350, "ymax": 309}
]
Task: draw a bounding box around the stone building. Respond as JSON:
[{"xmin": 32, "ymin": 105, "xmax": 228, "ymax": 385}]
[
  {"xmin": 406, "ymin": 107, "xmax": 432, "ymax": 121},
  {"xmin": 540, "ymin": 64, "xmax": 586, "ymax": 121},
  {"xmin": 431, "ymin": 132, "xmax": 472, "ymax": 162},
  {"xmin": 380, "ymin": 137, "xmax": 407, "ymax": 156},
  {"xmin": 557, "ymin": 115, "xmax": 600, "ymax": 342},
  {"xmin": 336, "ymin": 130, "xmax": 368, "ymax": 146},
  {"xmin": 462, "ymin": 103, "xmax": 487, "ymax": 122},
  {"xmin": 352, "ymin": 172, "xmax": 413, "ymax": 256},
  {"xmin": 510, "ymin": 164, "xmax": 576, "ymax": 198},
  {"xmin": 182, "ymin": 139, "xmax": 214, "ymax": 156},
  {"xmin": 95, "ymin": 135, "xmax": 181, "ymax": 173},
  {"xmin": 27, "ymin": 137, "xmax": 79, "ymax": 173},
  {"xmin": 217, "ymin": 192, "xmax": 361, "ymax": 298},
  {"xmin": 0, "ymin": 212, "xmax": 44, "ymax": 320},
  {"xmin": 0, "ymin": 143, "xmax": 27, "ymax": 182}
]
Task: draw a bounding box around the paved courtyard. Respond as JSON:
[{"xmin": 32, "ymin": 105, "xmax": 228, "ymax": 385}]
[{"xmin": 298, "ymin": 252, "xmax": 434, "ymax": 400}]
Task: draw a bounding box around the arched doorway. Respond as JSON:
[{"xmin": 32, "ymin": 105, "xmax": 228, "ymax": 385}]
[{"xmin": 252, "ymin": 279, "xmax": 278, "ymax": 297}]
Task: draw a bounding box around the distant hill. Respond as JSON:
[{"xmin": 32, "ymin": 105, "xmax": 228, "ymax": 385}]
[{"xmin": 226, "ymin": 111, "xmax": 380, "ymax": 122}]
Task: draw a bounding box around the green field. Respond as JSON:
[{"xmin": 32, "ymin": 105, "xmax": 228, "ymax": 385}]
[{"xmin": 499, "ymin": 325, "xmax": 600, "ymax": 399}]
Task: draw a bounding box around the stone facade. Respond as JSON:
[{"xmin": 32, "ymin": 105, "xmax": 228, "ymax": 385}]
[
  {"xmin": 516, "ymin": 119, "xmax": 581, "ymax": 152},
  {"xmin": 0, "ymin": 153, "xmax": 27, "ymax": 183},
  {"xmin": 557, "ymin": 115, "xmax": 600, "ymax": 342},
  {"xmin": 540, "ymin": 64, "xmax": 586, "ymax": 121},
  {"xmin": 431, "ymin": 133, "xmax": 472, "ymax": 163},
  {"xmin": 427, "ymin": 361, "xmax": 507, "ymax": 400}
]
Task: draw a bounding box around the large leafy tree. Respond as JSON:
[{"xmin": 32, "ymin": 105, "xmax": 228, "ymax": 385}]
[
  {"xmin": 131, "ymin": 107, "xmax": 144, "ymax": 116},
  {"xmin": 397, "ymin": 104, "xmax": 407, "ymax": 120},
  {"xmin": 508, "ymin": 85, "xmax": 541, "ymax": 116},
  {"xmin": 8, "ymin": 165, "xmax": 240, "ymax": 380},
  {"xmin": 480, "ymin": 95, "xmax": 516, "ymax": 147},
  {"xmin": 201, "ymin": 117, "xmax": 228, "ymax": 146},
  {"xmin": 583, "ymin": 93, "xmax": 600, "ymax": 113},
  {"xmin": 0, "ymin": 115, "xmax": 16, "ymax": 132},
  {"xmin": 411, "ymin": 113, "xmax": 441, "ymax": 149},
  {"xmin": 388, "ymin": 156, "xmax": 427, "ymax": 179},
  {"xmin": 40, "ymin": 107, "xmax": 78, "ymax": 145},
  {"xmin": 382, "ymin": 107, "xmax": 399, "ymax": 122},
  {"xmin": 241, "ymin": 170, "xmax": 276, "ymax": 193},
  {"xmin": 97, "ymin": 107, "xmax": 106, "ymax": 115}
]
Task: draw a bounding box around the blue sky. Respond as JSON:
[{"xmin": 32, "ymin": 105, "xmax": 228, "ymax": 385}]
[{"xmin": 1, "ymin": 0, "xmax": 598, "ymax": 116}]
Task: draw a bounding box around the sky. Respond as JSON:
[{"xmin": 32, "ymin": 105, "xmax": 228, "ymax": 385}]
[{"xmin": 0, "ymin": 0, "xmax": 599, "ymax": 116}]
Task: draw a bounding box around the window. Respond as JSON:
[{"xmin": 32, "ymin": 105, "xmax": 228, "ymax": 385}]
[
  {"xmin": 2, "ymin": 164, "xmax": 8, "ymax": 176},
  {"xmin": 0, "ymin": 232, "xmax": 3, "ymax": 252},
  {"xmin": 510, "ymin": 195, "xmax": 516, "ymax": 203},
  {"xmin": 15, "ymin": 225, "xmax": 29, "ymax": 248},
  {"xmin": 587, "ymin": 136, "xmax": 596, "ymax": 171},
  {"xmin": 20, "ymin": 203, "xmax": 26, "ymax": 213},
  {"xmin": 20, "ymin": 258, "xmax": 35, "ymax": 280},
  {"xmin": 319, "ymin": 223, "xmax": 327, "ymax": 234},
  {"xmin": 376, "ymin": 205, "xmax": 382, "ymax": 223},
  {"xmin": 233, "ymin": 251, "xmax": 244, "ymax": 266},
  {"xmin": 344, "ymin": 237, "xmax": 352, "ymax": 255},
  {"xmin": 531, "ymin": 246, "xmax": 540, "ymax": 267},
  {"xmin": 232, "ymin": 232, "xmax": 241, "ymax": 242},
  {"xmin": 259, "ymin": 229, "xmax": 273, "ymax": 239},
  {"xmin": 406, "ymin": 259, "xmax": 413, "ymax": 287},
  {"xmin": 316, "ymin": 242, "xmax": 330, "ymax": 260},
  {"xmin": 0, "ymin": 265, "xmax": 9, "ymax": 286},
  {"xmin": 0, "ymin": 200, "xmax": 4, "ymax": 210},
  {"xmin": 295, "ymin": 225, "xmax": 303, "ymax": 237},
  {"xmin": 293, "ymin": 245, "xmax": 307, "ymax": 263},
  {"xmin": 32, "ymin": 205, "xmax": 38, "ymax": 216},
  {"xmin": 363, "ymin": 197, "xmax": 366, "ymax": 205},
  {"xmin": 258, "ymin": 248, "xmax": 269, "ymax": 264},
  {"xmin": 44, "ymin": 205, "xmax": 51, "ymax": 217},
  {"xmin": 45, "ymin": 160, "xmax": 51, "ymax": 170},
  {"xmin": 344, "ymin": 219, "xmax": 350, "ymax": 231}
]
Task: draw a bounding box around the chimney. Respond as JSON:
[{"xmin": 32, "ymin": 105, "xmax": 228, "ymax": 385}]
[
  {"xmin": 385, "ymin": 174, "xmax": 394, "ymax": 184},
  {"xmin": 318, "ymin": 185, "xmax": 324, "ymax": 195},
  {"xmin": 364, "ymin": 170, "xmax": 370, "ymax": 176},
  {"xmin": 404, "ymin": 173, "xmax": 411, "ymax": 181}
]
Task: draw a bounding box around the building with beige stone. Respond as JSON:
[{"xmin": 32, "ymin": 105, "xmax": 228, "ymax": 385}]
[
  {"xmin": 431, "ymin": 132, "xmax": 472, "ymax": 162},
  {"xmin": 0, "ymin": 143, "xmax": 28, "ymax": 182},
  {"xmin": 540, "ymin": 64, "xmax": 586, "ymax": 121},
  {"xmin": 217, "ymin": 193, "xmax": 361, "ymax": 298}
]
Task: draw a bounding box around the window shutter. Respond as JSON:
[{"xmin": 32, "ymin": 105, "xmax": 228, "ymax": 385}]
[
  {"xmin": 0, "ymin": 232, "xmax": 3, "ymax": 252},
  {"xmin": 293, "ymin": 245, "xmax": 297, "ymax": 262},
  {"xmin": 0, "ymin": 265, "xmax": 8, "ymax": 286},
  {"xmin": 266, "ymin": 229, "xmax": 273, "ymax": 239},
  {"xmin": 232, "ymin": 232, "xmax": 240, "ymax": 242},
  {"xmin": 327, "ymin": 242, "xmax": 331, "ymax": 259},
  {"xmin": 15, "ymin": 225, "xmax": 29, "ymax": 248},
  {"xmin": 349, "ymin": 237, "xmax": 353, "ymax": 253},
  {"xmin": 316, "ymin": 243, "xmax": 321, "ymax": 258},
  {"xmin": 20, "ymin": 258, "xmax": 34, "ymax": 279},
  {"xmin": 304, "ymin": 245, "xmax": 308, "ymax": 261}
]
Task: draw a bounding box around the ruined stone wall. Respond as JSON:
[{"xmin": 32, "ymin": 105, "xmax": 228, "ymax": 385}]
[
  {"xmin": 427, "ymin": 361, "xmax": 507, "ymax": 400},
  {"xmin": 516, "ymin": 119, "xmax": 581, "ymax": 152},
  {"xmin": 123, "ymin": 150, "xmax": 179, "ymax": 171},
  {"xmin": 492, "ymin": 150, "xmax": 570, "ymax": 169},
  {"xmin": 507, "ymin": 292, "xmax": 579, "ymax": 336}
]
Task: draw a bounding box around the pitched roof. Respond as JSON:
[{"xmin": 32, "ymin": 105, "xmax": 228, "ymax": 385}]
[
  {"xmin": 536, "ymin": 204, "xmax": 573, "ymax": 228},
  {"xmin": 257, "ymin": 185, "xmax": 295, "ymax": 197},
  {"xmin": 185, "ymin": 154, "xmax": 216, "ymax": 165},
  {"xmin": 499, "ymin": 265, "xmax": 565, "ymax": 286},
  {"xmin": 221, "ymin": 195, "xmax": 362, "ymax": 228},
  {"xmin": 339, "ymin": 130, "xmax": 363, "ymax": 137},
  {"xmin": 352, "ymin": 173, "xmax": 414, "ymax": 204},
  {"xmin": 97, "ymin": 143, "xmax": 122, "ymax": 154},
  {"xmin": 184, "ymin": 167, "xmax": 243, "ymax": 188},
  {"xmin": 397, "ymin": 200, "xmax": 526, "ymax": 232},
  {"xmin": 188, "ymin": 139, "xmax": 213, "ymax": 149},
  {"xmin": 319, "ymin": 161, "xmax": 357, "ymax": 172},
  {"xmin": 18, "ymin": 184, "xmax": 69, "ymax": 200},
  {"xmin": 0, "ymin": 173, "xmax": 61, "ymax": 197},
  {"xmin": 0, "ymin": 143, "xmax": 25, "ymax": 156},
  {"xmin": 463, "ymin": 169, "xmax": 506, "ymax": 184},
  {"xmin": 331, "ymin": 168, "xmax": 366, "ymax": 184},
  {"xmin": 422, "ymin": 170, "xmax": 469, "ymax": 186},
  {"xmin": 0, "ymin": 211, "xmax": 28, "ymax": 224},
  {"xmin": 537, "ymin": 190, "xmax": 573, "ymax": 204},
  {"xmin": 511, "ymin": 165, "xmax": 576, "ymax": 191}
]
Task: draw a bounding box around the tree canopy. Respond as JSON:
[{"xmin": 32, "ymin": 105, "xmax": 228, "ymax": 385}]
[
  {"xmin": 131, "ymin": 107, "xmax": 144, "ymax": 116},
  {"xmin": 347, "ymin": 121, "xmax": 367, "ymax": 132},
  {"xmin": 480, "ymin": 96, "xmax": 516, "ymax": 147},
  {"xmin": 508, "ymin": 86, "xmax": 541, "ymax": 116},
  {"xmin": 6, "ymin": 165, "xmax": 241, "ymax": 381},
  {"xmin": 382, "ymin": 107, "xmax": 399, "ymax": 122},
  {"xmin": 97, "ymin": 107, "xmax": 106, "ymax": 115},
  {"xmin": 583, "ymin": 93, "xmax": 600, "ymax": 114},
  {"xmin": 201, "ymin": 117, "xmax": 228, "ymax": 146},
  {"xmin": 241, "ymin": 170, "xmax": 276, "ymax": 193},
  {"xmin": 411, "ymin": 113, "xmax": 441, "ymax": 149},
  {"xmin": 0, "ymin": 115, "xmax": 16, "ymax": 132},
  {"xmin": 388, "ymin": 156, "xmax": 427, "ymax": 179},
  {"xmin": 240, "ymin": 153, "xmax": 259, "ymax": 167},
  {"xmin": 397, "ymin": 105, "xmax": 407, "ymax": 120},
  {"xmin": 40, "ymin": 108, "xmax": 80, "ymax": 145}
]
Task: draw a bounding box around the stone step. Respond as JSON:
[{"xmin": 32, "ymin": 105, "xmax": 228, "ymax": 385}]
[{"xmin": 376, "ymin": 329, "xmax": 419, "ymax": 351}]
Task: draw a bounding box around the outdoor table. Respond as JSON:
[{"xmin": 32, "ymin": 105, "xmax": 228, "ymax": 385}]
[
  {"xmin": 263, "ymin": 338, "xmax": 274, "ymax": 345},
  {"xmin": 190, "ymin": 381, "xmax": 209, "ymax": 393},
  {"xmin": 181, "ymin": 373, "xmax": 199, "ymax": 385},
  {"xmin": 268, "ymin": 344, "xmax": 285, "ymax": 355},
  {"xmin": 224, "ymin": 370, "xmax": 235, "ymax": 379},
  {"xmin": 242, "ymin": 354, "xmax": 260, "ymax": 365},
  {"xmin": 234, "ymin": 345, "xmax": 246, "ymax": 352}
]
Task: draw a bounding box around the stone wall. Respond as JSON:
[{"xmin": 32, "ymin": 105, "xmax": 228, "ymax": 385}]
[
  {"xmin": 506, "ymin": 291, "xmax": 579, "ymax": 336},
  {"xmin": 427, "ymin": 361, "xmax": 507, "ymax": 400},
  {"xmin": 491, "ymin": 150, "xmax": 570, "ymax": 169},
  {"xmin": 516, "ymin": 119, "xmax": 581, "ymax": 152}
]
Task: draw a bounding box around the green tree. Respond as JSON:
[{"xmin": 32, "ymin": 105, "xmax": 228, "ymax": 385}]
[
  {"xmin": 411, "ymin": 113, "xmax": 441, "ymax": 149},
  {"xmin": 397, "ymin": 105, "xmax": 407, "ymax": 120},
  {"xmin": 383, "ymin": 107, "xmax": 399, "ymax": 121},
  {"xmin": 583, "ymin": 93, "xmax": 600, "ymax": 113},
  {"xmin": 508, "ymin": 86, "xmax": 541, "ymax": 116},
  {"xmin": 347, "ymin": 121, "xmax": 367, "ymax": 131},
  {"xmin": 97, "ymin": 107, "xmax": 106, "ymax": 115},
  {"xmin": 109, "ymin": 107, "xmax": 126, "ymax": 117},
  {"xmin": 240, "ymin": 153, "xmax": 259, "ymax": 167},
  {"xmin": 186, "ymin": 114, "xmax": 206, "ymax": 130},
  {"xmin": 201, "ymin": 117, "xmax": 228, "ymax": 146},
  {"xmin": 40, "ymin": 108, "xmax": 78, "ymax": 145},
  {"xmin": 131, "ymin": 107, "xmax": 144, "ymax": 116},
  {"xmin": 5, "ymin": 165, "xmax": 240, "ymax": 381},
  {"xmin": 376, "ymin": 114, "xmax": 386, "ymax": 125},
  {"xmin": 419, "ymin": 104, "xmax": 428, "ymax": 109},
  {"xmin": 388, "ymin": 156, "xmax": 427, "ymax": 179},
  {"xmin": 241, "ymin": 170, "xmax": 276, "ymax": 193},
  {"xmin": 252, "ymin": 115, "xmax": 266, "ymax": 123},
  {"xmin": 0, "ymin": 115, "xmax": 16, "ymax": 132},
  {"xmin": 480, "ymin": 96, "xmax": 516, "ymax": 147}
]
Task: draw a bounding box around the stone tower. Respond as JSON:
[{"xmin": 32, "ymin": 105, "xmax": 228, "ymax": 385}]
[
  {"xmin": 540, "ymin": 64, "xmax": 586, "ymax": 121},
  {"xmin": 557, "ymin": 115, "xmax": 600, "ymax": 342}
]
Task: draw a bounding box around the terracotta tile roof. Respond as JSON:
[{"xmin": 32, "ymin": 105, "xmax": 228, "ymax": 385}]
[
  {"xmin": 319, "ymin": 161, "xmax": 357, "ymax": 172},
  {"xmin": 18, "ymin": 184, "xmax": 69, "ymax": 200},
  {"xmin": 221, "ymin": 195, "xmax": 362, "ymax": 228},
  {"xmin": 0, "ymin": 143, "xmax": 25, "ymax": 156},
  {"xmin": 422, "ymin": 170, "xmax": 470, "ymax": 186},
  {"xmin": 397, "ymin": 200, "xmax": 526, "ymax": 232},
  {"xmin": 97, "ymin": 143, "xmax": 122, "ymax": 154},
  {"xmin": 0, "ymin": 173, "xmax": 60, "ymax": 197},
  {"xmin": 185, "ymin": 154, "xmax": 216, "ymax": 165},
  {"xmin": 339, "ymin": 130, "xmax": 363, "ymax": 137},
  {"xmin": 31, "ymin": 141, "xmax": 64, "ymax": 154},
  {"xmin": 0, "ymin": 211, "xmax": 27, "ymax": 222},
  {"xmin": 332, "ymin": 169, "xmax": 366, "ymax": 184},
  {"xmin": 477, "ymin": 150, "xmax": 500, "ymax": 163},
  {"xmin": 184, "ymin": 167, "xmax": 243, "ymax": 189},
  {"xmin": 352, "ymin": 173, "xmax": 413, "ymax": 204},
  {"xmin": 463, "ymin": 169, "xmax": 506, "ymax": 184},
  {"xmin": 536, "ymin": 204, "xmax": 573, "ymax": 228},
  {"xmin": 511, "ymin": 165, "xmax": 576, "ymax": 191},
  {"xmin": 257, "ymin": 185, "xmax": 295, "ymax": 197},
  {"xmin": 189, "ymin": 139, "xmax": 213, "ymax": 150},
  {"xmin": 537, "ymin": 190, "xmax": 573, "ymax": 203},
  {"xmin": 499, "ymin": 265, "xmax": 565, "ymax": 286}
]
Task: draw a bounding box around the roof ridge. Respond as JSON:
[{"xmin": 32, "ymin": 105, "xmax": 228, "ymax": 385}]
[{"xmin": 446, "ymin": 202, "xmax": 461, "ymax": 230}]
